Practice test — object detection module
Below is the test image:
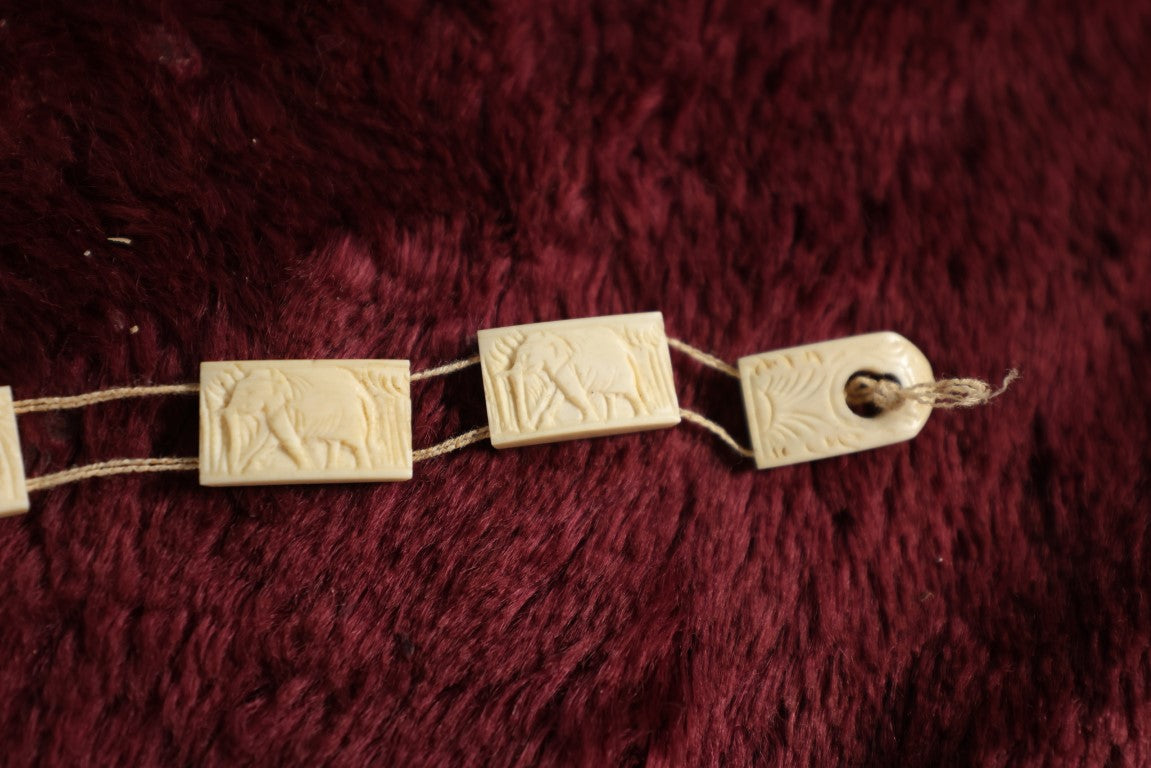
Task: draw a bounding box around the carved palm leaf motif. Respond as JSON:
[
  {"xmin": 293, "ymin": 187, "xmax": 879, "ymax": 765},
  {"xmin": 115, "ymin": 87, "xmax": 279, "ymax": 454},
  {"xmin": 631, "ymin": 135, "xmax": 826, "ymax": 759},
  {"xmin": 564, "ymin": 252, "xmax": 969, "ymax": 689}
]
[
  {"xmin": 622, "ymin": 323, "xmax": 675, "ymax": 413},
  {"xmin": 748, "ymin": 349, "xmax": 861, "ymax": 464},
  {"xmin": 357, "ymin": 368, "xmax": 411, "ymax": 468},
  {"xmin": 482, "ymin": 331, "xmax": 526, "ymax": 434}
]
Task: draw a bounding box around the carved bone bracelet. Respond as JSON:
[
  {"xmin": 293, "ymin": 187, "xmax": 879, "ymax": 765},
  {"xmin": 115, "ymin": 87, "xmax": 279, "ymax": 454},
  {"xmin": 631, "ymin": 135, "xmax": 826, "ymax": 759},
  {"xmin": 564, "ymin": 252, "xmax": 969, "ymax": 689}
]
[{"xmin": 0, "ymin": 312, "xmax": 1016, "ymax": 517}]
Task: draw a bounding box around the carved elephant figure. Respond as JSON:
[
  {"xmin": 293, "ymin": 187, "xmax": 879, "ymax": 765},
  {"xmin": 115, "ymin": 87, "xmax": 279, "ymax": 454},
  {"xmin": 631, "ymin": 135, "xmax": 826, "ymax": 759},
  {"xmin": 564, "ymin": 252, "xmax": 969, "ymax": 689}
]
[
  {"xmin": 509, "ymin": 328, "xmax": 646, "ymax": 424},
  {"xmin": 221, "ymin": 368, "xmax": 376, "ymax": 471}
]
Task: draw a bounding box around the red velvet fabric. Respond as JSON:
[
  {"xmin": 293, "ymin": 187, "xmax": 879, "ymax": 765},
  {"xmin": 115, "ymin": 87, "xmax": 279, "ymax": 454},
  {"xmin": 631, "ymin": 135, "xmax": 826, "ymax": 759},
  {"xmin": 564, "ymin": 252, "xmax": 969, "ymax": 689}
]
[{"xmin": 1, "ymin": 2, "xmax": 1149, "ymax": 765}]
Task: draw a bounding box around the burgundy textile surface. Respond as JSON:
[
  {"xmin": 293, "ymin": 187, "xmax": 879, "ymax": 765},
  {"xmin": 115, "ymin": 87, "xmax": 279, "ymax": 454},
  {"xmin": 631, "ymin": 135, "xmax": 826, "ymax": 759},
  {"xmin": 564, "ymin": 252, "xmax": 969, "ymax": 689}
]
[{"xmin": 1, "ymin": 1, "xmax": 1149, "ymax": 765}]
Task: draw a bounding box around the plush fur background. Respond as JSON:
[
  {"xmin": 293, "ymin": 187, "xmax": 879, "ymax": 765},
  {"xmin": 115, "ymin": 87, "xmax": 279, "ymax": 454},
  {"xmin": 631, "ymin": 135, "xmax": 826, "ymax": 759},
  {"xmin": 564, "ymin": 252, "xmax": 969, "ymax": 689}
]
[{"xmin": 0, "ymin": 1, "xmax": 1149, "ymax": 765}]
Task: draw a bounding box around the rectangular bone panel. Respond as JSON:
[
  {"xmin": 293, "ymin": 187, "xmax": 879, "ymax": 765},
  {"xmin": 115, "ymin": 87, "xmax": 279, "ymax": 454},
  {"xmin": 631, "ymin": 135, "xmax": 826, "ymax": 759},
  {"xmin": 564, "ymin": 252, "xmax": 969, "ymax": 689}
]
[
  {"xmin": 0, "ymin": 387, "xmax": 30, "ymax": 517},
  {"xmin": 200, "ymin": 360, "xmax": 412, "ymax": 486},
  {"xmin": 478, "ymin": 312, "xmax": 681, "ymax": 448}
]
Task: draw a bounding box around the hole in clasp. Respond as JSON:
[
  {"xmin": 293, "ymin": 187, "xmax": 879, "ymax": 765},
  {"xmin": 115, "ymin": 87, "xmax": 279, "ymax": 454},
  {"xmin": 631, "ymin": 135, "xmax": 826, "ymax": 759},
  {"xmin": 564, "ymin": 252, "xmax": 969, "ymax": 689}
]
[{"xmin": 845, "ymin": 370, "xmax": 901, "ymax": 418}]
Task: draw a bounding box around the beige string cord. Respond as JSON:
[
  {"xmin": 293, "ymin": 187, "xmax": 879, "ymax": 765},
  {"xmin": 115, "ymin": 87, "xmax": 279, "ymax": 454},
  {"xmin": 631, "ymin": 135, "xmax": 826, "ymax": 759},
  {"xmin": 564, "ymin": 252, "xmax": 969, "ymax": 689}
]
[
  {"xmin": 411, "ymin": 355, "xmax": 480, "ymax": 382},
  {"xmin": 11, "ymin": 356, "xmax": 482, "ymax": 414},
  {"xmin": 667, "ymin": 337, "xmax": 740, "ymax": 378},
  {"xmin": 24, "ymin": 458, "xmax": 200, "ymax": 492},
  {"xmin": 13, "ymin": 384, "xmax": 199, "ymax": 414},
  {"xmin": 413, "ymin": 427, "xmax": 490, "ymax": 462},
  {"xmin": 846, "ymin": 369, "xmax": 1020, "ymax": 412},
  {"xmin": 22, "ymin": 426, "xmax": 496, "ymax": 493},
  {"xmin": 667, "ymin": 339, "xmax": 755, "ymax": 455},
  {"xmin": 679, "ymin": 409, "xmax": 755, "ymax": 458}
]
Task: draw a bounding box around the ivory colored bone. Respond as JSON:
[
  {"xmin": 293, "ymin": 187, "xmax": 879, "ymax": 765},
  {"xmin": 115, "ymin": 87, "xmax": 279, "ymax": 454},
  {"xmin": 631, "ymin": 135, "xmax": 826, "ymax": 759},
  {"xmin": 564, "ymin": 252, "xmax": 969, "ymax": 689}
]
[
  {"xmin": 0, "ymin": 387, "xmax": 30, "ymax": 516},
  {"xmin": 478, "ymin": 312, "xmax": 681, "ymax": 448},
  {"xmin": 739, "ymin": 332, "xmax": 934, "ymax": 469},
  {"xmin": 199, "ymin": 360, "xmax": 412, "ymax": 486}
]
